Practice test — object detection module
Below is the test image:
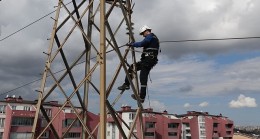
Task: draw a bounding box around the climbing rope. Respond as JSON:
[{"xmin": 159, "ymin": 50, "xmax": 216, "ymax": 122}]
[{"xmin": 147, "ymin": 86, "xmax": 152, "ymax": 109}]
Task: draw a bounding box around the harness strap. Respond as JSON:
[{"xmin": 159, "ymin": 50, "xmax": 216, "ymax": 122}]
[{"xmin": 145, "ymin": 48, "xmax": 158, "ymax": 51}]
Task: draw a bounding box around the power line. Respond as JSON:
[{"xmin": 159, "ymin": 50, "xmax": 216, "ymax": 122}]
[
  {"xmin": 0, "ymin": 12, "xmax": 55, "ymax": 42},
  {"xmin": 1, "ymin": 35, "xmax": 260, "ymax": 96},
  {"xmin": 0, "ymin": 44, "xmax": 127, "ymax": 97},
  {"xmin": 1, "ymin": 78, "xmax": 42, "ymax": 96},
  {"xmin": 1, "ymin": 3, "xmax": 259, "ymax": 44},
  {"xmin": 1, "ymin": 1, "xmax": 260, "ymax": 96},
  {"xmin": 0, "ymin": 2, "xmax": 72, "ymax": 42},
  {"xmin": 160, "ymin": 36, "xmax": 260, "ymax": 43}
]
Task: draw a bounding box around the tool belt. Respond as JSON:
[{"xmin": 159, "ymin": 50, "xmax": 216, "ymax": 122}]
[
  {"xmin": 141, "ymin": 49, "xmax": 158, "ymax": 59},
  {"xmin": 141, "ymin": 52, "xmax": 158, "ymax": 68},
  {"xmin": 144, "ymin": 52, "xmax": 156, "ymax": 58}
]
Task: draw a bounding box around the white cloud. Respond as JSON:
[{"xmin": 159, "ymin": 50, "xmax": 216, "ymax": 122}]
[
  {"xmin": 144, "ymin": 100, "xmax": 166, "ymax": 112},
  {"xmin": 229, "ymin": 94, "xmax": 257, "ymax": 108},
  {"xmin": 199, "ymin": 102, "xmax": 209, "ymax": 107},
  {"xmin": 193, "ymin": 0, "xmax": 219, "ymax": 13},
  {"xmin": 184, "ymin": 103, "xmax": 192, "ymax": 108},
  {"xmin": 150, "ymin": 56, "xmax": 260, "ymax": 99}
]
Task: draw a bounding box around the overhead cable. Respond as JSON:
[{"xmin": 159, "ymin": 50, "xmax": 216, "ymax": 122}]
[
  {"xmin": 160, "ymin": 36, "xmax": 260, "ymax": 43},
  {"xmin": 0, "ymin": 2, "xmax": 72, "ymax": 42},
  {"xmin": 0, "ymin": 44, "xmax": 127, "ymax": 97},
  {"xmin": 1, "ymin": 35, "xmax": 260, "ymax": 96}
]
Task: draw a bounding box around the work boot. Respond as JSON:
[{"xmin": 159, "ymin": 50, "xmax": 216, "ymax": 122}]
[
  {"xmin": 131, "ymin": 94, "xmax": 144, "ymax": 103},
  {"xmin": 118, "ymin": 83, "xmax": 130, "ymax": 90}
]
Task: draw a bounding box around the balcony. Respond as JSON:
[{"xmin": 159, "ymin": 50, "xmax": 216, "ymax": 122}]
[
  {"xmin": 144, "ymin": 131, "xmax": 155, "ymax": 138},
  {"xmin": 212, "ymin": 132, "xmax": 220, "ymax": 138},
  {"xmin": 182, "ymin": 123, "xmax": 190, "ymax": 130},
  {"xmin": 226, "ymin": 124, "xmax": 233, "ymax": 130},
  {"xmin": 225, "ymin": 131, "xmax": 233, "ymax": 137},
  {"xmin": 11, "ymin": 110, "xmax": 35, "ymax": 117},
  {"xmin": 143, "ymin": 115, "xmax": 157, "ymax": 123},
  {"xmin": 185, "ymin": 126, "xmax": 190, "ymax": 130},
  {"xmin": 184, "ymin": 133, "xmax": 191, "ymax": 136},
  {"xmin": 145, "ymin": 122, "xmax": 156, "ymax": 132}
]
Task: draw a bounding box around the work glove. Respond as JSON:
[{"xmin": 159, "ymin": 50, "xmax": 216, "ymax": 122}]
[{"xmin": 126, "ymin": 42, "xmax": 134, "ymax": 46}]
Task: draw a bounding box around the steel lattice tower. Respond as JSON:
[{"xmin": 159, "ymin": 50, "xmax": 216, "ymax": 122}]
[{"xmin": 31, "ymin": 0, "xmax": 145, "ymax": 138}]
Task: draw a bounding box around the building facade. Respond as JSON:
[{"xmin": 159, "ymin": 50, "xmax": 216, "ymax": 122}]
[
  {"xmin": 107, "ymin": 106, "xmax": 234, "ymax": 139},
  {"xmin": 180, "ymin": 111, "xmax": 233, "ymax": 139},
  {"xmin": 0, "ymin": 96, "xmax": 233, "ymax": 139},
  {"xmin": 0, "ymin": 95, "xmax": 99, "ymax": 139}
]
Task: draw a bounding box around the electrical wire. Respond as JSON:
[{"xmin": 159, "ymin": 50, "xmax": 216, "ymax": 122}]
[
  {"xmin": 0, "ymin": 12, "xmax": 54, "ymax": 42},
  {"xmin": 1, "ymin": 3, "xmax": 259, "ymax": 43},
  {"xmin": 1, "ymin": 35, "xmax": 260, "ymax": 97},
  {"xmin": 0, "ymin": 44, "xmax": 127, "ymax": 97},
  {"xmin": 1, "ymin": 1, "xmax": 260, "ymax": 96},
  {"xmin": 0, "ymin": 1, "xmax": 72, "ymax": 42},
  {"xmin": 159, "ymin": 36, "xmax": 260, "ymax": 43}
]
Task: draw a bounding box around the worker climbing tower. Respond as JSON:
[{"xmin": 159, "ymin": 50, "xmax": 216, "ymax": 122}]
[{"xmin": 32, "ymin": 0, "xmax": 145, "ymax": 138}]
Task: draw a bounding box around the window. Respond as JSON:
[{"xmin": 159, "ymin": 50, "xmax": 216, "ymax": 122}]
[
  {"xmin": 168, "ymin": 123, "xmax": 178, "ymax": 128},
  {"xmin": 63, "ymin": 132, "xmax": 80, "ymax": 138},
  {"xmin": 226, "ymin": 124, "xmax": 233, "ymax": 129},
  {"xmin": 144, "ymin": 132, "xmax": 154, "ymax": 137},
  {"xmin": 107, "ymin": 131, "xmax": 110, "ymax": 136},
  {"xmin": 10, "ymin": 132, "xmax": 32, "ymax": 139},
  {"xmin": 11, "ymin": 105, "xmax": 16, "ymax": 110},
  {"xmin": 112, "ymin": 123, "xmax": 116, "ymax": 139},
  {"xmin": 45, "ymin": 109, "xmax": 52, "ymax": 117},
  {"xmin": 41, "ymin": 131, "xmax": 49, "ymax": 138},
  {"xmin": 0, "ymin": 105, "xmax": 6, "ymax": 114},
  {"xmin": 63, "ymin": 119, "xmax": 81, "ymax": 127},
  {"xmin": 129, "ymin": 113, "xmax": 135, "ymax": 120},
  {"xmin": 183, "ymin": 123, "xmax": 190, "ymax": 127},
  {"xmin": 0, "ymin": 132, "xmax": 3, "ymax": 139},
  {"xmin": 200, "ymin": 130, "xmax": 206, "ymax": 136},
  {"xmin": 168, "ymin": 132, "xmax": 177, "ymax": 136},
  {"xmin": 199, "ymin": 123, "xmax": 205, "ymax": 129},
  {"xmin": 186, "ymin": 129, "xmax": 191, "ymax": 134},
  {"xmin": 11, "ymin": 117, "xmax": 34, "ymax": 126},
  {"xmin": 213, "ymin": 123, "xmax": 218, "ymax": 127},
  {"xmin": 63, "ymin": 108, "xmax": 75, "ymax": 113},
  {"xmin": 226, "ymin": 131, "xmax": 232, "ymax": 135},
  {"xmin": 145, "ymin": 122, "xmax": 155, "ymax": 128},
  {"xmin": 199, "ymin": 116, "xmax": 205, "ymax": 122},
  {"xmin": 0, "ymin": 118, "xmax": 4, "ymax": 128},
  {"xmin": 23, "ymin": 106, "xmax": 31, "ymax": 111}
]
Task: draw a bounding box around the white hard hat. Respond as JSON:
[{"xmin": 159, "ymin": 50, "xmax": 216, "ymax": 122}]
[{"xmin": 139, "ymin": 25, "xmax": 152, "ymax": 35}]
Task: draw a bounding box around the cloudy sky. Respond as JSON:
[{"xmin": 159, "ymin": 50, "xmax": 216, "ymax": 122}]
[{"xmin": 1, "ymin": 0, "xmax": 260, "ymax": 126}]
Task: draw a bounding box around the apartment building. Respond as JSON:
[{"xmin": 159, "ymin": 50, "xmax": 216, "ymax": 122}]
[
  {"xmin": 0, "ymin": 96, "xmax": 233, "ymax": 139},
  {"xmin": 107, "ymin": 106, "xmax": 182, "ymax": 139},
  {"xmin": 0, "ymin": 95, "xmax": 99, "ymax": 139},
  {"xmin": 107, "ymin": 105, "xmax": 234, "ymax": 139},
  {"xmin": 179, "ymin": 111, "xmax": 233, "ymax": 139}
]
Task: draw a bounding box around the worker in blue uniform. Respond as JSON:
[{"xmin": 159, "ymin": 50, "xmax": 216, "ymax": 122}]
[{"xmin": 118, "ymin": 25, "xmax": 160, "ymax": 103}]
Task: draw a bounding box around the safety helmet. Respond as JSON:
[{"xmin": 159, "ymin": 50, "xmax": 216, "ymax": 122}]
[{"xmin": 139, "ymin": 25, "xmax": 152, "ymax": 35}]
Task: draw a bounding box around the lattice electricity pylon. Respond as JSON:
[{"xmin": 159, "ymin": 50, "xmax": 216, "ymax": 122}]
[{"xmin": 31, "ymin": 0, "xmax": 145, "ymax": 138}]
